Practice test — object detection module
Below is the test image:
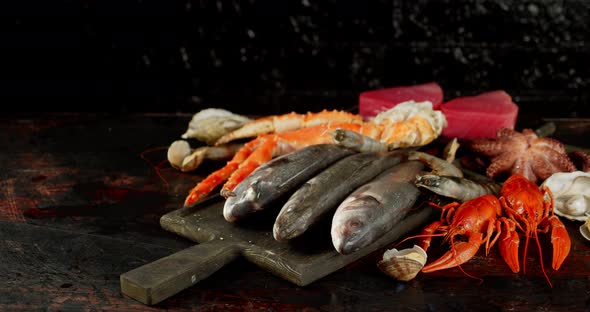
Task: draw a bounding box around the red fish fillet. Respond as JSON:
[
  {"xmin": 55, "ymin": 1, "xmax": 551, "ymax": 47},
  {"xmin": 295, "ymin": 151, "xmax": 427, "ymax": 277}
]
[
  {"xmin": 440, "ymin": 90, "xmax": 519, "ymax": 139},
  {"xmin": 359, "ymin": 82, "xmax": 444, "ymax": 118}
]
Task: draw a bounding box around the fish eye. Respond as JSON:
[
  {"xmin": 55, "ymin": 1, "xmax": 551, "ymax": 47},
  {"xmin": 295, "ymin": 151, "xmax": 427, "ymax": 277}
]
[{"xmin": 350, "ymin": 220, "xmax": 362, "ymax": 228}]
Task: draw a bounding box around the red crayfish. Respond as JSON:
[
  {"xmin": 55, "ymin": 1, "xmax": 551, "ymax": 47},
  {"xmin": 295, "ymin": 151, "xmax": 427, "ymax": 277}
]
[
  {"xmin": 413, "ymin": 174, "xmax": 571, "ymax": 286},
  {"xmin": 416, "ymin": 194, "xmax": 502, "ymax": 274},
  {"xmin": 496, "ymin": 174, "xmax": 571, "ymax": 287}
]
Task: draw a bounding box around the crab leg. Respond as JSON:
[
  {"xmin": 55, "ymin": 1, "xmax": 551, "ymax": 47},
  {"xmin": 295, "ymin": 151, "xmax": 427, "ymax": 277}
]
[
  {"xmin": 214, "ymin": 110, "xmax": 362, "ymax": 145},
  {"xmin": 184, "ymin": 122, "xmax": 375, "ymax": 207},
  {"xmin": 184, "ymin": 138, "xmax": 263, "ymax": 206},
  {"xmin": 221, "ymin": 122, "xmax": 374, "ymax": 197},
  {"xmin": 220, "ymin": 135, "xmax": 280, "ymax": 197}
]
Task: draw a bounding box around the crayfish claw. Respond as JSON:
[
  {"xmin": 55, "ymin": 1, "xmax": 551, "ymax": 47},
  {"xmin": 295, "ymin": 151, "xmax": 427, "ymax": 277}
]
[
  {"xmin": 548, "ymin": 215, "xmax": 571, "ymax": 270},
  {"xmin": 498, "ymin": 218, "xmax": 520, "ymax": 273},
  {"xmin": 421, "ymin": 233, "xmax": 483, "ymax": 273}
]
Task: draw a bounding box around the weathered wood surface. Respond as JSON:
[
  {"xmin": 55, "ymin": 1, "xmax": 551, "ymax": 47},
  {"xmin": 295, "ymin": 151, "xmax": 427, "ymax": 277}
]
[
  {"xmin": 121, "ymin": 197, "xmax": 435, "ymax": 304},
  {"xmin": 2, "ymin": 113, "xmax": 590, "ymax": 311}
]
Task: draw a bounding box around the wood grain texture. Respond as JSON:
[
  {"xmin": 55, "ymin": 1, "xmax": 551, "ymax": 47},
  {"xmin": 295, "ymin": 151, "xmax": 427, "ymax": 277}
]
[
  {"xmin": 121, "ymin": 239, "xmax": 239, "ymax": 305},
  {"xmin": 122, "ymin": 198, "xmax": 436, "ymax": 304}
]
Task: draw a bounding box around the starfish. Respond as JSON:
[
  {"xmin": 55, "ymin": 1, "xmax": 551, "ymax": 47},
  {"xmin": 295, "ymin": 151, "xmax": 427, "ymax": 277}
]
[{"xmin": 468, "ymin": 128, "xmax": 576, "ymax": 184}]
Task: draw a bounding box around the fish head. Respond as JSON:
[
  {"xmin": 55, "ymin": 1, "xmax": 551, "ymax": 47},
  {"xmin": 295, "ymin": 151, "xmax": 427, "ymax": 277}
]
[
  {"xmin": 223, "ymin": 182, "xmax": 262, "ymax": 222},
  {"xmin": 331, "ymin": 196, "xmax": 379, "ymax": 255},
  {"xmin": 273, "ymin": 203, "xmax": 311, "ymax": 241},
  {"xmin": 415, "ymin": 174, "xmax": 441, "ymax": 187},
  {"xmin": 273, "ymin": 183, "xmax": 316, "ymax": 241}
]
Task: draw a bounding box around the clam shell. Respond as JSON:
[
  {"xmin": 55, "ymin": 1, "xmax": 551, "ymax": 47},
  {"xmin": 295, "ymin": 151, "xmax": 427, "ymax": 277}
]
[
  {"xmin": 167, "ymin": 140, "xmax": 192, "ymax": 170},
  {"xmin": 541, "ymin": 171, "xmax": 590, "ymax": 221},
  {"xmin": 377, "ymin": 245, "xmax": 427, "ymax": 282}
]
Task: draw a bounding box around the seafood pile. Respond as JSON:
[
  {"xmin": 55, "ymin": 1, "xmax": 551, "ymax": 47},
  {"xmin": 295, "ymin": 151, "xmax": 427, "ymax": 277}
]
[
  {"xmin": 165, "ymin": 99, "xmax": 586, "ymax": 287},
  {"xmin": 168, "ymin": 103, "xmax": 456, "ymax": 250},
  {"xmin": 183, "ymin": 101, "xmax": 446, "ymax": 206}
]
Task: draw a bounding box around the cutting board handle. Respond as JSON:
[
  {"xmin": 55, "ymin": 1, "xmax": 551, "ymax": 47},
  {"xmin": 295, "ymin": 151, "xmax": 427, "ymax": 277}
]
[{"xmin": 120, "ymin": 239, "xmax": 239, "ymax": 305}]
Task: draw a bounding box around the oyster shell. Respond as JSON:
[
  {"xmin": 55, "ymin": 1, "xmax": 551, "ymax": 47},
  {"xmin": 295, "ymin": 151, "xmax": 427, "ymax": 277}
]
[
  {"xmin": 579, "ymin": 219, "xmax": 590, "ymax": 241},
  {"xmin": 541, "ymin": 171, "xmax": 590, "ymax": 221},
  {"xmin": 181, "ymin": 108, "xmax": 251, "ymax": 145},
  {"xmin": 377, "ymin": 245, "xmax": 427, "ymax": 282}
]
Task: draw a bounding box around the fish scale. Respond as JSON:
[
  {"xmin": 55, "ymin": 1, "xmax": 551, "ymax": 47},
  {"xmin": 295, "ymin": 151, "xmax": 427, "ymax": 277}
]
[
  {"xmin": 331, "ymin": 160, "xmax": 425, "ymax": 254},
  {"xmin": 273, "ymin": 150, "xmax": 410, "ymax": 241},
  {"xmin": 224, "ymin": 144, "xmax": 354, "ymax": 222}
]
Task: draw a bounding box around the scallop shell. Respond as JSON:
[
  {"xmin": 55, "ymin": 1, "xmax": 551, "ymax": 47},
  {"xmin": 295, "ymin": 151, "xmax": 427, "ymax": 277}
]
[
  {"xmin": 377, "ymin": 245, "xmax": 427, "ymax": 282},
  {"xmin": 541, "ymin": 171, "xmax": 590, "ymax": 221},
  {"xmin": 181, "ymin": 108, "xmax": 251, "ymax": 145}
]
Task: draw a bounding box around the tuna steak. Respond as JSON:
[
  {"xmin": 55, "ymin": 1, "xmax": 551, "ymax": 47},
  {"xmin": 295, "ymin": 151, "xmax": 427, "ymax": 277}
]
[
  {"xmin": 440, "ymin": 90, "xmax": 518, "ymax": 139},
  {"xmin": 359, "ymin": 82, "xmax": 444, "ymax": 118}
]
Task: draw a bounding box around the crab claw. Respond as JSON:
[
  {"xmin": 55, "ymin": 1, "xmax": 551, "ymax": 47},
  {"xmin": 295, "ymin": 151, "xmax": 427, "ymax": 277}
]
[
  {"xmin": 547, "ymin": 215, "xmax": 571, "ymax": 270},
  {"xmin": 497, "ymin": 218, "xmax": 520, "ymax": 273},
  {"xmin": 422, "ymin": 233, "xmax": 483, "ymax": 273}
]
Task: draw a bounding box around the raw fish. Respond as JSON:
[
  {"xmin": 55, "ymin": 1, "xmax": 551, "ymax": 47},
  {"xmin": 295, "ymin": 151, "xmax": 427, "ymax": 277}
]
[
  {"xmin": 440, "ymin": 90, "xmax": 518, "ymax": 139},
  {"xmin": 223, "ymin": 144, "xmax": 354, "ymax": 222},
  {"xmin": 359, "ymin": 82, "xmax": 444, "ymax": 118},
  {"xmin": 273, "ymin": 150, "xmax": 409, "ymax": 241},
  {"xmin": 331, "ymin": 161, "xmax": 425, "ymax": 254}
]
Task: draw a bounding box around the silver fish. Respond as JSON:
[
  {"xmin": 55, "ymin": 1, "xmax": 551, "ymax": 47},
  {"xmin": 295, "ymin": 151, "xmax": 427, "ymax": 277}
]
[
  {"xmin": 223, "ymin": 144, "xmax": 354, "ymax": 222},
  {"xmin": 415, "ymin": 174, "xmax": 501, "ymax": 202},
  {"xmin": 331, "ymin": 161, "xmax": 425, "ymax": 255},
  {"xmin": 273, "ymin": 150, "xmax": 409, "ymax": 241}
]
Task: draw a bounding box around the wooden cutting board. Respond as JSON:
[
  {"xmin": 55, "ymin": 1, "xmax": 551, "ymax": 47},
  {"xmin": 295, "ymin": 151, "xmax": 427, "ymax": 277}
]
[{"xmin": 120, "ymin": 195, "xmax": 436, "ymax": 305}]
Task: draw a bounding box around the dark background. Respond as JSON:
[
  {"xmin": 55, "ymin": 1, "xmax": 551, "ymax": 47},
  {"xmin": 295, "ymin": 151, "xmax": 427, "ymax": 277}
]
[{"xmin": 3, "ymin": 0, "xmax": 589, "ymax": 116}]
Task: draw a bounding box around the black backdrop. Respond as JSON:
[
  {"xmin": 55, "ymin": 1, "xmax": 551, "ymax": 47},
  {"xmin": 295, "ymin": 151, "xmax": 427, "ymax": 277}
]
[{"xmin": 4, "ymin": 0, "xmax": 589, "ymax": 116}]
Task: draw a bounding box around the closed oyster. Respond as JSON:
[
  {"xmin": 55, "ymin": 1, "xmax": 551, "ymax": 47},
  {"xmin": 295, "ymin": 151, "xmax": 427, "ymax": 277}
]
[
  {"xmin": 377, "ymin": 245, "xmax": 427, "ymax": 282},
  {"xmin": 181, "ymin": 108, "xmax": 251, "ymax": 145},
  {"xmin": 541, "ymin": 171, "xmax": 590, "ymax": 221}
]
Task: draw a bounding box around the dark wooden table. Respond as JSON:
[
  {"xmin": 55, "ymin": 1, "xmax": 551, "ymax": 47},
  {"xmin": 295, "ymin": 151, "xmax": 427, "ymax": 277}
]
[{"xmin": 2, "ymin": 112, "xmax": 590, "ymax": 312}]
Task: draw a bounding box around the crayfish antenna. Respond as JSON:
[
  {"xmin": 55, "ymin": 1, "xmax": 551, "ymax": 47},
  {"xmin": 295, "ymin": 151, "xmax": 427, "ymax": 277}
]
[
  {"xmin": 534, "ymin": 230, "xmax": 553, "ymax": 288},
  {"xmin": 391, "ymin": 232, "xmax": 446, "ymax": 250},
  {"xmin": 456, "ymin": 264, "xmax": 484, "ymax": 285},
  {"xmin": 140, "ymin": 145, "xmax": 173, "ymax": 188}
]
